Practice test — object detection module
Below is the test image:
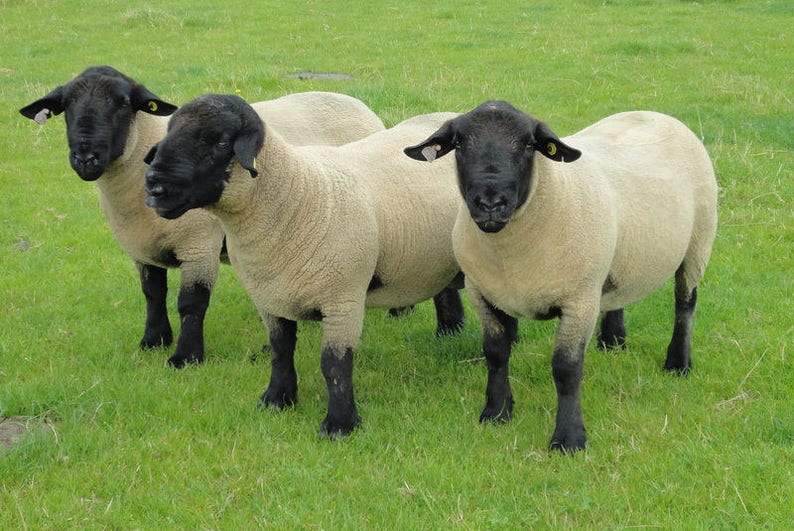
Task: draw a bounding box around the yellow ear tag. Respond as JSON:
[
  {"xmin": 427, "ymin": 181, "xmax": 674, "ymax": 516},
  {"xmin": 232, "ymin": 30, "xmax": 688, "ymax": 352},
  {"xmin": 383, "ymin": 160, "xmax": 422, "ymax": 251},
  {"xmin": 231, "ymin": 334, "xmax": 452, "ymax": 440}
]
[
  {"xmin": 252, "ymin": 158, "xmax": 257, "ymax": 170},
  {"xmin": 148, "ymin": 101, "xmax": 159, "ymax": 112},
  {"xmin": 547, "ymin": 142, "xmax": 557, "ymax": 156}
]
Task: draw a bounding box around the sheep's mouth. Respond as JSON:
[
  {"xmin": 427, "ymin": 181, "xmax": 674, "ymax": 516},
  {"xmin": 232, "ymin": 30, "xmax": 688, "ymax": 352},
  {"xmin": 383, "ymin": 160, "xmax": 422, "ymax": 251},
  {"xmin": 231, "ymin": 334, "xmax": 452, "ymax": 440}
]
[
  {"xmin": 147, "ymin": 201, "xmax": 191, "ymax": 220},
  {"xmin": 69, "ymin": 153, "xmax": 106, "ymax": 181},
  {"xmin": 475, "ymin": 219, "xmax": 508, "ymax": 233},
  {"xmin": 468, "ymin": 207, "xmax": 513, "ymax": 233},
  {"xmin": 145, "ymin": 198, "xmax": 191, "ymax": 220},
  {"xmin": 145, "ymin": 185, "xmax": 191, "ymax": 219}
]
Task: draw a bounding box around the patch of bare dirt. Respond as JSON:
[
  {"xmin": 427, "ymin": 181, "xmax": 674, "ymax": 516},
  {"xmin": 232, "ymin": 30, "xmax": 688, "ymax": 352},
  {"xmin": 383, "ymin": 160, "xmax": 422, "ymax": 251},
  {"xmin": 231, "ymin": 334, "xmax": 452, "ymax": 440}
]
[{"xmin": 0, "ymin": 416, "xmax": 35, "ymax": 450}]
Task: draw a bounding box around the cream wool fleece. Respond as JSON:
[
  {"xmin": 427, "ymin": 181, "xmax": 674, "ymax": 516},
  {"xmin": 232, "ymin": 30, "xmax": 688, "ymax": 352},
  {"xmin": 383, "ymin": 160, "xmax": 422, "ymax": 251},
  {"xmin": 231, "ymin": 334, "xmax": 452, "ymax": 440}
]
[
  {"xmin": 206, "ymin": 113, "xmax": 463, "ymax": 347},
  {"xmin": 455, "ymin": 110, "xmax": 717, "ymax": 322}
]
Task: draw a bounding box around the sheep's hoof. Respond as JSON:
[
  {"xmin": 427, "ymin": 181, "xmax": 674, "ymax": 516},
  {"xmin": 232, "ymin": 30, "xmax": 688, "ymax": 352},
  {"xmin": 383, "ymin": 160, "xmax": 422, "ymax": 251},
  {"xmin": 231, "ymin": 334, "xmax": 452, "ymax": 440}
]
[
  {"xmin": 596, "ymin": 334, "xmax": 626, "ymax": 350},
  {"xmin": 663, "ymin": 362, "xmax": 691, "ymax": 376},
  {"xmin": 479, "ymin": 402, "xmax": 513, "ymax": 424},
  {"xmin": 140, "ymin": 329, "xmax": 173, "ymax": 350},
  {"xmin": 318, "ymin": 414, "xmax": 361, "ymax": 439},
  {"xmin": 435, "ymin": 320, "xmax": 465, "ymax": 337},
  {"xmin": 258, "ymin": 388, "xmax": 297, "ymax": 410},
  {"xmin": 166, "ymin": 352, "xmax": 203, "ymax": 369},
  {"xmin": 388, "ymin": 306, "xmax": 415, "ymax": 318},
  {"xmin": 549, "ymin": 428, "xmax": 587, "ymax": 454}
]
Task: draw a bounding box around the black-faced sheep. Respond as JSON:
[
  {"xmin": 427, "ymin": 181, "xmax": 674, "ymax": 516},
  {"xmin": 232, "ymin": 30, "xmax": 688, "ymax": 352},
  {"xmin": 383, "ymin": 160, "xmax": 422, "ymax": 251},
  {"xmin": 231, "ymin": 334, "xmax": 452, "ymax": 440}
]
[
  {"xmin": 405, "ymin": 100, "xmax": 718, "ymax": 452},
  {"xmin": 143, "ymin": 94, "xmax": 465, "ymax": 436},
  {"xmin": 19, "ymin": 66, "xmax": 387, "ymax": 367}
]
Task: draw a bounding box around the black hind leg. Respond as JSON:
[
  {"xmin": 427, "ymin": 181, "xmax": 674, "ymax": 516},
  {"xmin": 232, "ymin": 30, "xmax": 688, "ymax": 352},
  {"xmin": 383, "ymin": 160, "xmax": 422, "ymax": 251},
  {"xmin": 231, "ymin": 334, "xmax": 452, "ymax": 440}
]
[
  {"xmin": 597, "ymin": 309, "xmax": 626, "ymax": 350},
  {"xmin": 665, "ymin": 267, "xmax": 698, "ymax": 374},
  {"xmin": 433, "ymin": 287, "xmax": 465, "ymax": 336}
]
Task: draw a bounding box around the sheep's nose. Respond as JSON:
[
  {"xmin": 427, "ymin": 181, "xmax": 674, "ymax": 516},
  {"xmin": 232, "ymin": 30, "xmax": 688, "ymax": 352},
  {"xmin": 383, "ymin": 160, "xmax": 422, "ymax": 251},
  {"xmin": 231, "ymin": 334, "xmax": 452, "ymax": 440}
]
[
  {"xmin": 474, "ymin": 195, "xmax": 507, "ymax": 213},
  {"xmin": 72, "ymin": 152, "xmax": 98, "ymax": 168},
  {"xmin": 144, "ymin": 181, "xmax": 166, "ymax": 209},
  {"xmin": 145, "ymin": 169, "xmax": 166, "ymax": 196}
]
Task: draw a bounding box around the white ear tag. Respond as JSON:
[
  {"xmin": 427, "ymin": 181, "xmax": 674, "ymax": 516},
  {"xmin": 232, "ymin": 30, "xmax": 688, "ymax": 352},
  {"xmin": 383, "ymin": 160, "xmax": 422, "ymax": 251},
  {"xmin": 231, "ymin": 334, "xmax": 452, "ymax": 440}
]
[
  {"xmin": 421, "ymin": 144, "xmax": 441, "ymax": 162},
  {"xmin": 33, "ymin": 108, "xmax": 50, "ymax": 125}
]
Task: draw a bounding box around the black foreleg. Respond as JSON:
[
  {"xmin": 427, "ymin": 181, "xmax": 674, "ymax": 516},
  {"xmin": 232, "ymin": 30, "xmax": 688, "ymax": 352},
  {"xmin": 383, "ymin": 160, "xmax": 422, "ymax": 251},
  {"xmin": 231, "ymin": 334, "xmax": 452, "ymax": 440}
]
[
  {"xmin": 319, "ymin": 346, "xmax": 360, "ymax": 437},
  {"xmin": 167, "ymin": 283, "xmax": 211, "ymax": 368},
  {"xmin": 479, "ymin": 303, "xmax": 517, "ymax": 423},
  {"xmin": 259, "ymin": 317, "xmax": 299, "ymax": 409},
  {"xmin": 138, "ymin": 263, "xmax": 173, "ymax": 349}
]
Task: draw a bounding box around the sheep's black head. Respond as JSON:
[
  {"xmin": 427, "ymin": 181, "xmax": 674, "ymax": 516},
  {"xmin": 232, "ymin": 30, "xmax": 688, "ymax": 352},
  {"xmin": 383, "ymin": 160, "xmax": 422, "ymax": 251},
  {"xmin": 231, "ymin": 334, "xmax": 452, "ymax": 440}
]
[
  {"xmin": 405, "ymin": 100, "xmax": 581, "ymax": 233},
  {"xmin": 19, "ymin": 66, "xmax": 178, "ymax": 182},
  {"xmin": 144, "ymin": 94, "xmax": 264, "ymax": 220}
]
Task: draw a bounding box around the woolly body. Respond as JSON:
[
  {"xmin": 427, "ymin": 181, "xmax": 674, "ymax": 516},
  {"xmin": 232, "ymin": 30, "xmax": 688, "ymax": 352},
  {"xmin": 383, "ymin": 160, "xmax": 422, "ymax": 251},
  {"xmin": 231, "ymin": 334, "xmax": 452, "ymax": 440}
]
[
  {"xmin": 215, "ymin": 114, "xmax": 462, "ymax": 329},
  {"xmin": 406, "ymin": 101, "xmax": 717, "ymax": 452},
  {"xmin": 456, "ymin": 110, "xmax": 716, "ymax": 320},
  {"xmin": 143, "ymin": 95, "xmax": 463, "ymax": 435}
]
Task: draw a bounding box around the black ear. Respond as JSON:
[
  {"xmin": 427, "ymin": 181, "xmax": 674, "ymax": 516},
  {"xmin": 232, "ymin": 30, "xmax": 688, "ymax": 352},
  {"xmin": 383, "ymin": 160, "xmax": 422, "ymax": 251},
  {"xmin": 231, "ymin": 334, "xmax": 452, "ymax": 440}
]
[
  {"xmin": 233, "ymin": 126, "xmax": 264, "ymax": 178},
  {"xmin": 404, "ymin": 120, "xmax": 457, "ymax": 162},
  {"xmin": 130, "ymin": 84, "xmax": 178, "ymax": 116},
  {"xmin": 533, "ymin": 121, "xmax": 581, "ymax": 162},
  {"xmin": 143, "ymin": 143, "xmax": 159, "ymax": 165},
  {"xmin": 19, "ymin": 86, "xmax": 66, "ymax": 124}
]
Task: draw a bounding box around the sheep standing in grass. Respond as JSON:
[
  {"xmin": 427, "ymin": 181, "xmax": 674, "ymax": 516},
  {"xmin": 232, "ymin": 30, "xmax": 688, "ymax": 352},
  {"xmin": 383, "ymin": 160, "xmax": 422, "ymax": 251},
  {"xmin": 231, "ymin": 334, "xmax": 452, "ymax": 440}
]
[
  {"xmin": 406, "ymin": 100, "xmax": 717, "ymax": 452},
  {"xmin": 19, "ymin": 66, "xmax": 387, "ymax": 367},
  {"xmin": 143, "ymin": 94, "xmax": 464, "ymax": 436}
]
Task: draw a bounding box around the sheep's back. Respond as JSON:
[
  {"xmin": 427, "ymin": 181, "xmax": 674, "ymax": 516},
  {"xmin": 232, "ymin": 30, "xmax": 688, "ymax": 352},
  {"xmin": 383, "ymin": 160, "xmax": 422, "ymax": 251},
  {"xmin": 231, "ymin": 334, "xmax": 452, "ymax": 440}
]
[{"xmin": 251, "ymin": 92, "xmax": 385, "ymax": 147}]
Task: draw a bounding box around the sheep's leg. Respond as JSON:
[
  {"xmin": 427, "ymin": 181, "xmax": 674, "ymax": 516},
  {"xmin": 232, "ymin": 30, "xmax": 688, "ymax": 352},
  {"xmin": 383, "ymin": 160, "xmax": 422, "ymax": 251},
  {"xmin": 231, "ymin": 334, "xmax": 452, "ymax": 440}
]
[
  {"xmin": 664, "ymin": 266, "xmax": 698, "ymax": 374},
  {"xmin": 259, "ymin": 316, "xmax": 298, "ymax": 409},
  {"xmin": 433, "ymin": 287, "xmax": 465, "ymax": 336},
  {"xmin": 549, "ymin": 307, "xmax": 598, "ymax": 453},
  {"xmin": 319, "ymin": 345, "xmax": 360, "ymax": 437},
  {"xmin": 597, "ymin": 309, "xmax": 626, "ymax": 350},
  {"xmin": 479, "ymin": 302, "xmax": 517, "ymax": 423},
  {"xmin": 388, "ymin": 306, "xmax": 414, "ymax": 317},
  {"xmin": 318, "ymin": 305, "xmax": 364, "ymax": 437},
  {"xmin": 467, "ymin": 286, "xmax": 517, "ymax": 423},
  {"xmin": 167, "ymin": 283, "xmax": 210, "ymax": 368},
  {"xmin": 137, "ymin": 263, "xmax": 173, "ymax": 349}
]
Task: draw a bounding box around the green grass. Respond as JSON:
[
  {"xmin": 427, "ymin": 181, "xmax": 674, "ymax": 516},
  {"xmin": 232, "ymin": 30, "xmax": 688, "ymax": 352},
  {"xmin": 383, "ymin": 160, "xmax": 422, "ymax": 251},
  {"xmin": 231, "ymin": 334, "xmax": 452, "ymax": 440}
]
[{"xmin": 1, "ymin": 0, "xmax": 792, "ymax": 527}]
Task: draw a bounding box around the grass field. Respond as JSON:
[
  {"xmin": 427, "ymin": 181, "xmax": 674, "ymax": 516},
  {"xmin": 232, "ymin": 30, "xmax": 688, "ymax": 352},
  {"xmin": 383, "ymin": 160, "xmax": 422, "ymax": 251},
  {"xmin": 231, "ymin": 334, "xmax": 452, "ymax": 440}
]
[{"xmin": 1, "ymin": 0, "xmax": 792, "ymax": 528}]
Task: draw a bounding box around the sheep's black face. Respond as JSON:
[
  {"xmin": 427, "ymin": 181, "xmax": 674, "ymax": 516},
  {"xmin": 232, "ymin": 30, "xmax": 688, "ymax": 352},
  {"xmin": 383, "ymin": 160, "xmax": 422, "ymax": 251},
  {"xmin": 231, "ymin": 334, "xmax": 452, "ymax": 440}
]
[
  {"xmin": 144, "ymin": 94, "xmax": 264, "ymax": 220},
  {"xmin": 452, "ymin": 111, "xmax": 538, "ymax": 233},
  {"xmin": 405, "ymin": 101, "xmax": 581, "ymax": 234},
  {"xmin": 19, "ymin": 66, "xmax": 178, "ymax": 182}
]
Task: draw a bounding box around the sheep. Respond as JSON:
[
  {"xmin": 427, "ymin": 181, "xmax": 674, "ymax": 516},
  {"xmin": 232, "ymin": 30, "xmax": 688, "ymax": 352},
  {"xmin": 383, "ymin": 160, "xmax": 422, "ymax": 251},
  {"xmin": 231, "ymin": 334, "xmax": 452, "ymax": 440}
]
[
  {"xmin": 19, "ymin": 66, "xmax": 388, "ymax": 368},
  {"xmin": 143, "ymin": 94, "xmax": 465, "ymax": 436},
  {"xmin": 405, "ymin": 100, "xmax": 718, "ymax": 453}
]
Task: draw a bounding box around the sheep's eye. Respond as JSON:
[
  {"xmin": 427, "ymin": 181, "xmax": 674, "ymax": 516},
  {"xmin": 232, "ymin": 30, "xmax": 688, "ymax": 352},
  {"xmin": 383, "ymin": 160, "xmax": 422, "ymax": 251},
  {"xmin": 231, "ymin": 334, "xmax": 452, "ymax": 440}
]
[{"xmin": 216, "ymin": 141, "xmax": 229, "ymax": 149}]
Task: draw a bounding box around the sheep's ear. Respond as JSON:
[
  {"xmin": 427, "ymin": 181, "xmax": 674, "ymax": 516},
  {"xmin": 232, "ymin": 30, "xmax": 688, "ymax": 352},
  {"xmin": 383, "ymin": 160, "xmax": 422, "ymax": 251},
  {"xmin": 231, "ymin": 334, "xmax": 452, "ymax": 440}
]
[
  {"xmin": 404, "ymin": 121, "xmax": 457, "ymax": 162},
  {"xmin": 19, "ymin": 86, "xmax": 66, "ymax": 125},
  {"xmin": 533, "ymin": 121, "xmax": 581, "ymax": 163},
  {"xmin": 131, "ymin": 84, "xmax": 179, "ymax": 116},
  {"xmin": 143, "ymin": 143, "xmax": 158, "ymax": 165},
  {"xmin": 233, "ymin": 127, "xmax": 264, "ymax": 178}
]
